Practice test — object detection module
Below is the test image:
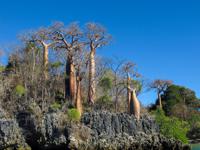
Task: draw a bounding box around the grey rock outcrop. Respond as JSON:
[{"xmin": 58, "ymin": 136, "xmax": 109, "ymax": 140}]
[
  {"xmin": 0, "ymin": 108, "xmax": 29, "ymax": 150},
  {"xmin": 77, "ymin": 111, "xmax": 190, "ymax": 150},
  {"xmin": 1, "ymin": 110, "xmax": 191, "ymax": 150},
  {"xmin": 82, "ymin": 111, "xmax": 159, "ymax": 136}
]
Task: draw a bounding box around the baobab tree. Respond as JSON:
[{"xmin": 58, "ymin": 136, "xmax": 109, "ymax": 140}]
[
  {"xmin": 122, "ymin": 61, "xmax": 140, "ymax": 113},
  {"xmin": 85, "ymin": 23, "xmax": 111, "ymax": 104},
  {"xmin": 34, "ymin": 28, "xmax": 58, "ymax": 79},
  {"xmin": 73, "ymin": 47, "xmax": 88, "ymax": 115},
  {"xmin": 53, "ymin": 22, "xmax": 83, "ymax": 103},
  {"xmin": 129, "ymin": 87, "xmax": 140, "ymax": 120},
  {"xmin": 149, "ymin": 79, "xmax": 173, "ymax": 109},
  {"xmin": 21, "ymin": 27, "xmax": 57, "ymax": 79}
]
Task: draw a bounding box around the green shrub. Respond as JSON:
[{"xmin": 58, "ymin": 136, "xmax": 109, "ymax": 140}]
[
  {"xmin": 15, "ymin": 85, "xmax": 25, "ymax": 96},
  {"xmin": 154, "ymin": 108, "xmax": 190, "ymax": 144},
  {"xmin": 98, "ymin": 95, "xmax": 112, "ymax": 103},
  {"xmin": 50, "ymin": 102, "xmax": 62, "ymax": 110},
  {"xmin": 17, "ymin": 145, "xmax": 32, "ymax": 150},
  {"xmin": 67, "ymin": 108, "xmax": 81, "ymax": 122}
]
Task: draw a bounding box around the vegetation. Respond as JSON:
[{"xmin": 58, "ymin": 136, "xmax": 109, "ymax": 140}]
[
  {"xmin": 0, "ymin": 21, "xmax": 199, "ymax": 145},
  {"xmin": 50, "ymin": 102, "xmax": 62, "ymax": 111},
  {"xmin": 67, "ymin": 108, "xmax": 81, "ymax": 122},
  {"xmin": 150, "ymin": 84, "xmax": 200, "ymax": 143},
  {"xmin": 154, "ymin": 108, "xmax": 190, "ymax": 144},
  {"xmin": 15, "ymin": 85, "xmax": 26, "ymax": 96}
]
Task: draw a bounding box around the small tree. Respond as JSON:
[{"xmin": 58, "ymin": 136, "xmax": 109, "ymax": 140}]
[{"xmin": 149, "ymin": 79, "xmax": 172, "ymax": 109}]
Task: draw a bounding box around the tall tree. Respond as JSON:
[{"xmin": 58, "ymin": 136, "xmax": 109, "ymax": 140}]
[
  {"xmin": 33, "ymin": 28, "xmax": 57, "ymax": 79},
  {"xmin": 122, "ymin": 61, "xmax": 140, "ymax": 113},
  {"xmin": 73, "ymin": 48, "xmax": 87, "ymax": 115},
  {"xmin": 53, "ymin": 22, "xmax": 82, "ymax": 103},
  {"xmin": 20, "ymin": 27, "xmax": 57, "ymax": 80},
  {"xmin": 85, "ymin": 23, "xmax": 111, "ymax": 104},
  {"xmin": 149, "ymin": 79, "xmax": 172, "ymax": 109}
]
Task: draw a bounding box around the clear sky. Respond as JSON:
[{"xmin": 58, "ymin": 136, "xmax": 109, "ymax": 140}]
[{"xmin": 0, "ymin": 0, "xmax": 200, "ymax": 106}]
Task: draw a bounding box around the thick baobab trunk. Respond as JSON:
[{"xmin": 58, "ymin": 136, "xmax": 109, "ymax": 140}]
[
  {"xmin": 158, "ymin": 92, "xmax": 162, "ymax": 109},
  {"xmin": 65, "ymin": 57, "xmax": 76, "ymax": 103},
  {"xmin": 129, "ymin": 88, "xmax": 140, "ymax": 120},
  {"xmin": 76, "ymin": 76, "xmax": 82, "ymax": 115},
  {"xmin": 65, "ymin": 59, "xmax": 70, "ymax": 99},
  {"xmin": 88, "ymin": 49, "xmax": 96, "ymax": 104},
  {"xmin": 43, "ymin": 43, "xmax": 49, "ymax": 79},
  {"xmin": 127, "ymin": 74, "xmax": 131, "ymax": 113}
]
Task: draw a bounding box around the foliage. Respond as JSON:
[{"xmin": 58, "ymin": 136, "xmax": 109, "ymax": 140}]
[
  {"xmin": 67, "ymin": 108, "xmax": 81, "ymax": 122},
  {"xmin": 17, "ymin": 145, "xmax": 32, "ymax": 150},
  {"xmin": 0, "ymin": 66, "xmax": 5, "ymax": 72},
  {"xmin": 50, "ymin": 102, "xmax": 62, "ymax": 110},
  {"xmin": 50, "ymin": 61, "xmax": 63, "ymax": 68},
  {"xmin": 98, "ymin": 95, "xmax": 112, "ymax": 103},
  {"xmin": 15, "ymin": 85, "xmax": 25, "ymax": 96},
  {"xmin": 131, "ymin": 79, "xmax": 142, "ymax": 95},
  {"xmin": 150, "ymin": 85, "xmax": 200, "ymax": 117},
  {"xmin": 99, "ymin": 77, "xmax": 112, "ymax": 92},
  {"xmin": 188, "ymin": 113, "xmax": 200, "ymax": 129},
  {"xmin": 154, "ymin": 108, "xmax": 190, "ymax": 144}
]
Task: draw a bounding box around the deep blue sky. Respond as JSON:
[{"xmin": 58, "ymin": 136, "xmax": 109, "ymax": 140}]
[{"xmin": 0, "ymin": 0, "xmax": 200, "ymax": 105}]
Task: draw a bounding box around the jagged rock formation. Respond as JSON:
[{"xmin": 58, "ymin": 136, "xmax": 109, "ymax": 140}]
[
  {"xmin": 0, "ymin": 108, "xmax": 30, "ymax": 150},
  {"xmin": 0, "ymin": 110, "xmax": 191, "ymax": 150}
]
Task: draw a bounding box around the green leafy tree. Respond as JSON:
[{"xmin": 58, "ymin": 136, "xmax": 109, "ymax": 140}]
[{"xmin": 159, "ymin": 85, "xmax": 199, "ymax": 116}]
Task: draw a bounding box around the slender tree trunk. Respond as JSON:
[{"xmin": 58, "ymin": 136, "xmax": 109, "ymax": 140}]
[
  {"xmin": 76, "ymin": 75, "xmax": 82, "ymax": 115},
  {"xmin": 127, "ymin": 74, "xmax": 131, "ymax": 113},
  {"xmin": 32, "ymin": 49, "xmax": 36, "ymax": 83},
  {"xmin": 43, "ymin": 43, "xmax": 49, "ymax": 79},
  {"xmin": 130, "ymin": 89, "xmax": 140, "ymax": 120},
  {"xmin": 115, "ymin": 87, "xmax": 119, "ymax": 112},
  {"xmin": 88, "ymin": 49, "xmax": 96, "ymax": 104},
  {"xmin": 70, "ymin": 62, "xmax": 76, "ymax": 103},
  {"xmin": 158, "ymin": 92, "xmax": 162, "ymax": 109}
]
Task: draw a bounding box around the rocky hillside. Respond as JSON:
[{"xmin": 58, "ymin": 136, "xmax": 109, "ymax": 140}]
[{"xmin": 0, "ymin": 108, "xmax": 191, "ymax": 150}]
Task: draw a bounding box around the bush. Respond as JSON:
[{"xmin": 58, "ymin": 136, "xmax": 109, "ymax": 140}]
[
  {"xmin": 50, "ymin": 102, "xmax": 62, "ymax": 110},
  {"xmin": 95, "ymin": 95, "xmax": 114, "ymax": 111},
  {"xmin": 17, "ymin": 145, "xmax": 32, "ymax": 150},
  {"xmin": 67, "ymin": 108, "xmax": 81, "ymax": 122},
  {"xmin": 15, "ymin": 85, "xmax": 25, "ymax": 96},
  {"xmin": 154, "ymin": 108, "xmax": 190, "ymax": 144}
]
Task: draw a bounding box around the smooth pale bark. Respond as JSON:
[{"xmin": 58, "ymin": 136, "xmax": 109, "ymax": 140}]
[
  {"xmin": 129, "ymin": 88, "xmax": 140, "ymax": 120},
  {"xmin": 42, "ymin": 43, "xmax": 49, "ymax": 79},
  {"xmin": 76, "ymin": 76, "xmax": 82, "ymax": 115},
  {"xmin": 127, "ymin": 74, "xmax": 131, "ymax": 113},
  {"xmin": 158, "ymin": 92, "xmax": 162, "ymax": 109},
  {"xmin": 88, "ymin": 49, "xmax": 96, "ymax": 104},
  {"xmin": 70, "ymin": 62, "xmax": 76, "ymax": 102}
]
